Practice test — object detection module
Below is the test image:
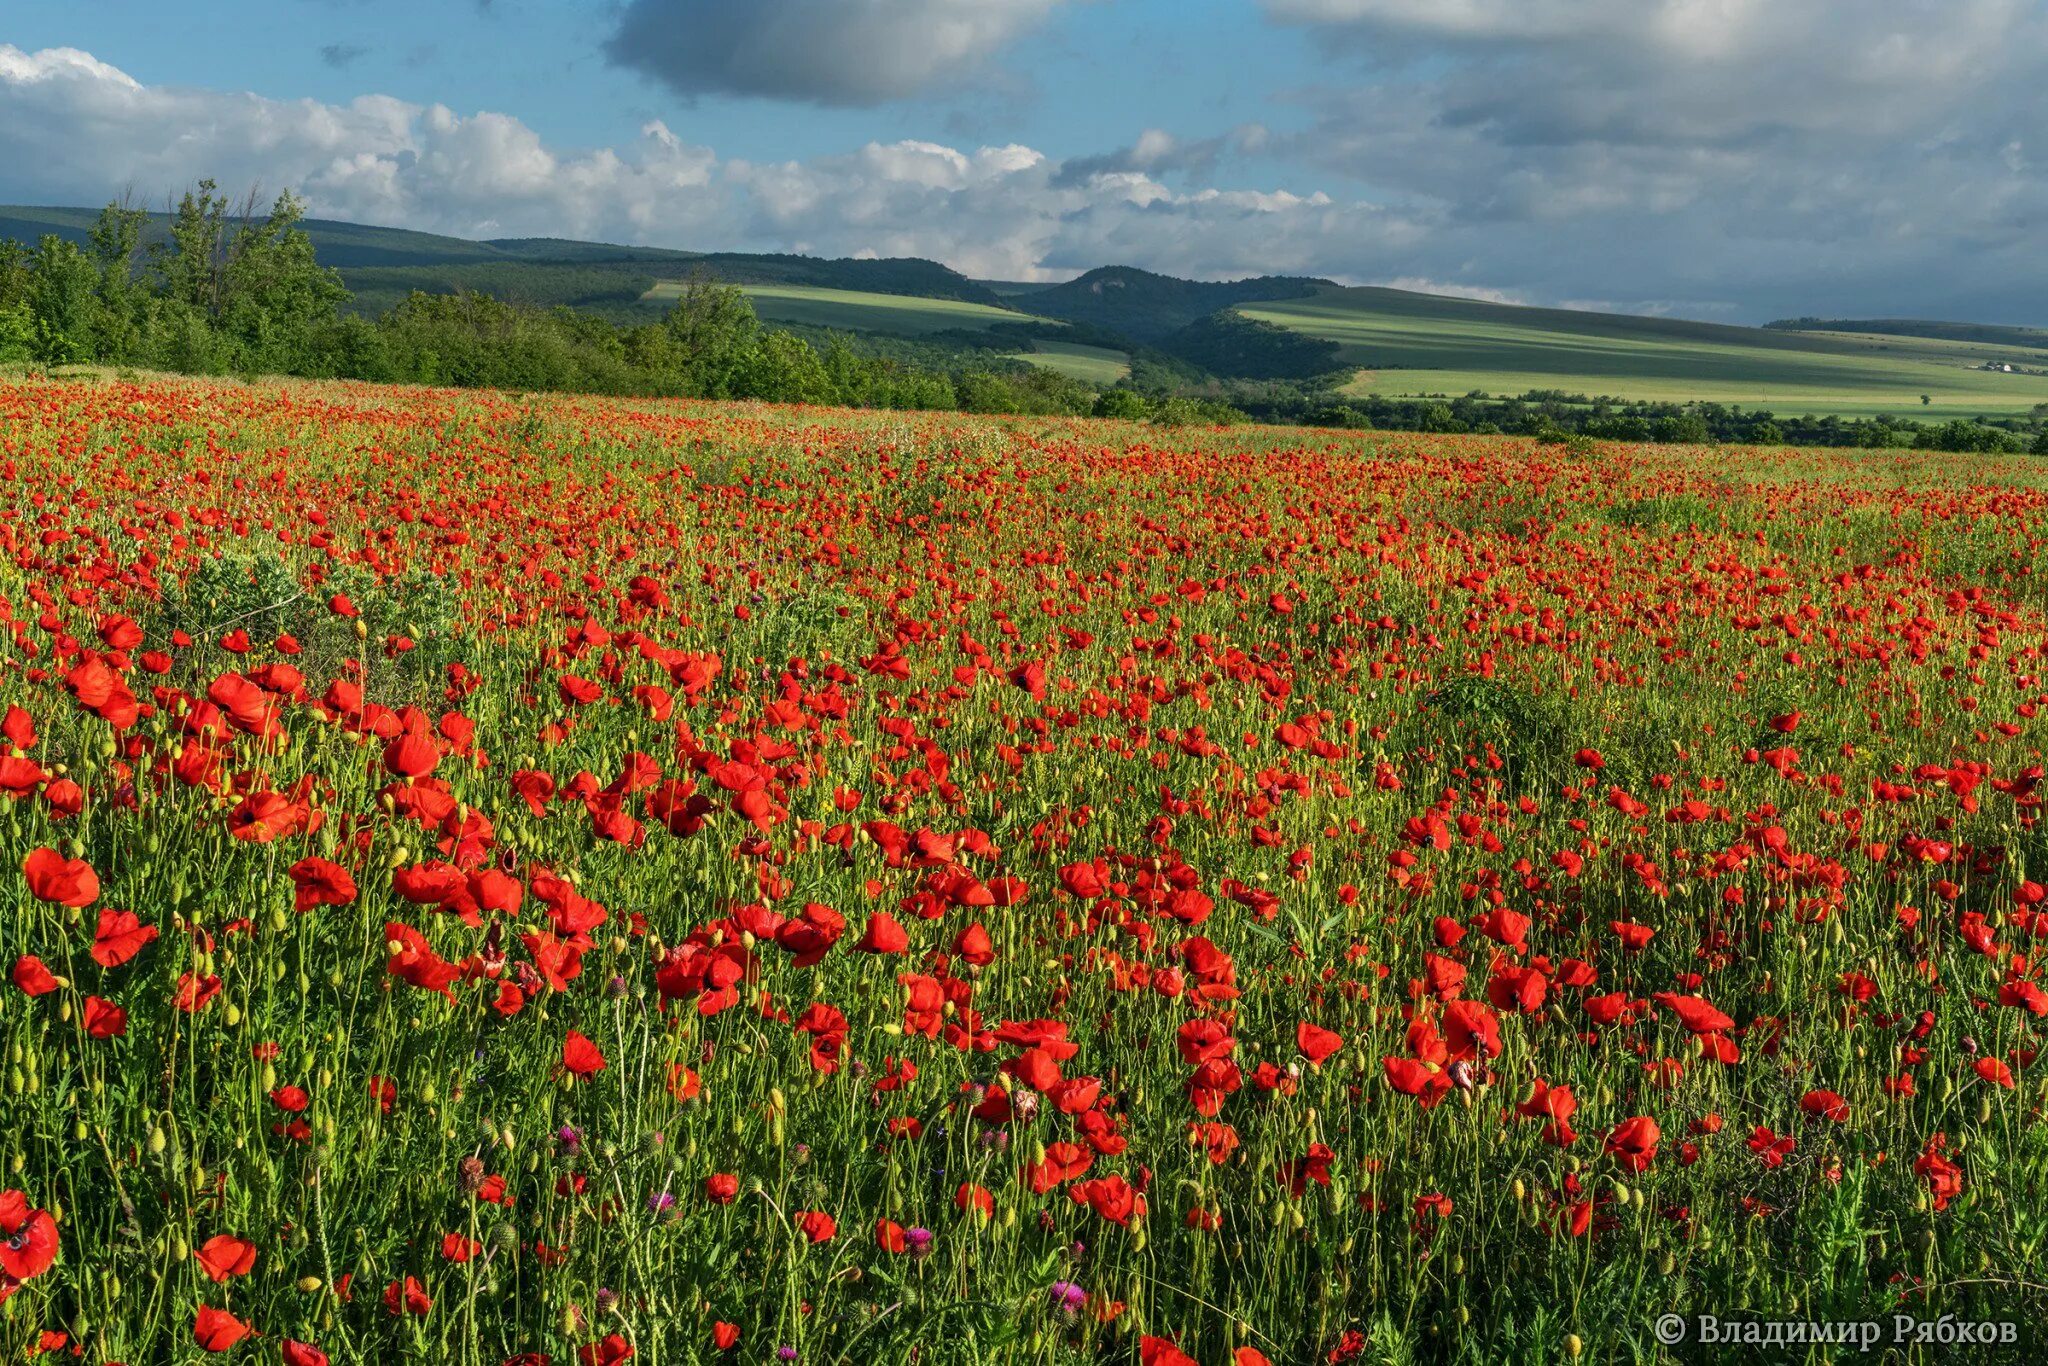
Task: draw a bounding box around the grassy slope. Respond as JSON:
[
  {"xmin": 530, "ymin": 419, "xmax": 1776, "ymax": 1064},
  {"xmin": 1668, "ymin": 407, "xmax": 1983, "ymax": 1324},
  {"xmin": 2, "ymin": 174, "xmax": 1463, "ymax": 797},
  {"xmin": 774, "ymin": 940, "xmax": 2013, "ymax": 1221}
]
[
  {"xmin": 1019, "ymin": 266, "xmax": 1329, "ymax": 341},
  {"xmin": 642, "ymin": 283, "xmax": 1050, "ymax": 337},
  {"xmin": 1002, "ymin": 340, "xmax": 1131, "ymax": 383},
  {"xmin": 1768, "ymin": 318, "xmax": 2048, "ymax": 351},
  {"xmin": 1246, "ymin": 285, "xmax": 2048, "ymax": 419}
]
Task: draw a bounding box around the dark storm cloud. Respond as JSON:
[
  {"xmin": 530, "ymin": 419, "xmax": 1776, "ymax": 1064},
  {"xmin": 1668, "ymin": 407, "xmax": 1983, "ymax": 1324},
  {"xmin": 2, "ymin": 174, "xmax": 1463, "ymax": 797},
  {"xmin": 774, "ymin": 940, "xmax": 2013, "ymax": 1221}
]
[{"xmin": 602, "ymin": 0, "xmax": 1068, "ymax": 107}]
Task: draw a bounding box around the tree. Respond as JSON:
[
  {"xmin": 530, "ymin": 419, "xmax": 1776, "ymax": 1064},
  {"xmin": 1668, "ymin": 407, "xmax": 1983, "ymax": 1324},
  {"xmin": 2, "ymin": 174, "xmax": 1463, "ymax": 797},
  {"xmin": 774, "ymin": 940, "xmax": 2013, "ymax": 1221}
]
[
  {"xmin": 25, "ymin": 236, "xmax": 101, "ymax": 365},
  {"xmin": 2033, "ymin": 427, "xmax": 2048, "ymax": 456},
  {"xmin": 662, "ymin": 277, "xmax": 759, "ymax": 397},
  {"xmin": 732, "ymin": 330, "xmax": 831, "ymax": 405},
  {"xmin": 0, "ymin": 240, "xmax": 30, "ymax": 363},
  {"xmin": 86, "ymin": 201, "xmax": 148, "ymax": 363},
  {"xmin": 218, "ymin": 190, "xmax": 352, "ymax": 372},
  {"xmin": 1093, "ymin": 388, "xmax": 1149, "ymax": 420},
  {"xmin": 155, "ymin": 179, "xmax": 234, "ymax": 318}
]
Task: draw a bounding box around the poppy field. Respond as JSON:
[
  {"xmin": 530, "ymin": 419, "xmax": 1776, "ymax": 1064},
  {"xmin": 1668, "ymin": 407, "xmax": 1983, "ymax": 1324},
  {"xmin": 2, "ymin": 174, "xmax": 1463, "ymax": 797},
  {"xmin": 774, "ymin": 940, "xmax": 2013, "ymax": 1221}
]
[{"xmin": 3, "ymin": 373, "xmax": 2048, "ymax": 1364}]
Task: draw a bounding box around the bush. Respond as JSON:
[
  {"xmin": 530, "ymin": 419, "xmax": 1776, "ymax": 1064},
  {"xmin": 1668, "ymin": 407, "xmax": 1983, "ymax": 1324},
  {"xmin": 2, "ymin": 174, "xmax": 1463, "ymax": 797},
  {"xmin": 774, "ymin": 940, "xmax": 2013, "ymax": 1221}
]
[
  {"xmin": 1092, "ymin": 388, "xmax": 1149, "ymax": 420},
  {"xmin": 1651, "ymin": 414, "xmax": 1711, "ymax": 444}
]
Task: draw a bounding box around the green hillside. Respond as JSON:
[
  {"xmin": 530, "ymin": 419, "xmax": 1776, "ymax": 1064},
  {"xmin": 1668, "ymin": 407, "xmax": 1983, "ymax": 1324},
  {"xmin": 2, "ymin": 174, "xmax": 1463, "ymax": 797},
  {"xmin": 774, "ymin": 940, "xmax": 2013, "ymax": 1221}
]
[
  {"xmin": 1020, "ymin": 265, "xmax": 1328, "ymax": 341},
  {"xmin": 642, "ymin": 283, "xmax": 1044, "ymax": 337},
  {"xmin": 9, "ymin": 202, "xmax": 2046, "ymax": 422},
  {"xmin": 1003, "ymin": 340, "xmax": 1130, "ymax": 383},
  {"xmin": 1245, "ymin": 286, "xmax": 2048, "ymax": 419},
  {"xmin": 0, "ymin": 205, "xmax": 999, "ymax": 319},
  {"xmin": 1766, "ymin": 317, "xmax": 2048, "ymax": 352}
]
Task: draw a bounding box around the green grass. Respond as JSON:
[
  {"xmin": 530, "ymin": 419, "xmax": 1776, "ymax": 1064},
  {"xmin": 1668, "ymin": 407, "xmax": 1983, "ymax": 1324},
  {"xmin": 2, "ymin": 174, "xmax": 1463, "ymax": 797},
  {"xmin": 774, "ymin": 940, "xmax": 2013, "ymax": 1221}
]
[
  {"xmin": 1244, "ymin": 286, "xmax": 2048, "ymax": 419},
  {"xmin": 642, "ymin": 282, "xmax": 1050, "ymax": 336},
  {"xmin": 1004, "ymin": 340, "xmax": 1130, "ymax": 383}
]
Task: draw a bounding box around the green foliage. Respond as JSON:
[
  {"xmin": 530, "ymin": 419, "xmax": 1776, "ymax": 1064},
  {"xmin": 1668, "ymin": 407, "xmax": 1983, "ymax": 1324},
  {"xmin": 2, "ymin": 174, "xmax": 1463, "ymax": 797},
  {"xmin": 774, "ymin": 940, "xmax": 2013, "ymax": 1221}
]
[
  {"xmin": 1148, "ymin": 395, "xmax": 1250, "ymax": 428},
  {"xmin": 1155, "ymin": 309, "xmax": 1345, "ymax": 380},
  {"xmin": 1092, "ymin": 388, "xmax": 1149, "ymax": 420},
  {"xmin": 1651, "ymin": 413, "xmax": 1712, "ymax": 444},
  {"xmin": 1022, "ymin": 264, "xmax": 1328, "ymax": 341}
]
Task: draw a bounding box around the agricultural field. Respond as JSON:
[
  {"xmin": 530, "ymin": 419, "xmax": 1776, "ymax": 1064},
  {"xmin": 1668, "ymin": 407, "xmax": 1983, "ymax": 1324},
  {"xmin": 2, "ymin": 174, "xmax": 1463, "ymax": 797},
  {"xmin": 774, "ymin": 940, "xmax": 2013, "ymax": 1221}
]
[
  {"xmin": 641, "ymin": 282, "xmax": 1047, "ymax": 338},
  {"xmin": 1244, "ymin": 286, "xmax": 2048, "ymax": 420},
  {"xmin": 1003, "ymin": 341, "xmax": 1132, "ymax": 384},
  {"xmin": 3, "ymin": 373, "xmax": 2048, "ymax": 1364}
]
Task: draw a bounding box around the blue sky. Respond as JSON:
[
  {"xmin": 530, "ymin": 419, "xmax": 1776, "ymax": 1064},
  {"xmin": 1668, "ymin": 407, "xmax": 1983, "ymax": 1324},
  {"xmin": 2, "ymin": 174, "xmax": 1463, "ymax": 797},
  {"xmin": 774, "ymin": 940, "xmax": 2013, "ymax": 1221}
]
[
  {"xmin": 4, "ymin": 1, "xmax": 2045, "ymax": 323},
  {"xmin": 0, "ymin": 1, "xmax": 1306, "ymax": 177}
]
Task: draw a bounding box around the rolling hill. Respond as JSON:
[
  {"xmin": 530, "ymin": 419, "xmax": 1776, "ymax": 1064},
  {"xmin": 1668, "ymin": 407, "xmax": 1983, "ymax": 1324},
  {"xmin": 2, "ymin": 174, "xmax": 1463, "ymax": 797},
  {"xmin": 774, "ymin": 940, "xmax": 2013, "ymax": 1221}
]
[
  {"xmin": 1013, "ymin": 265, "xmax": 1330, "ymax": 341},
  {"xmin": 0, "ymin": 205, "xmax": 1002, "ymax": 320},
  {"xmin": 1766, "ymin": 317, "xmax": 2048, "ymax": 352},
  {"xmin": 1243, "ymin": 286, "xmax": 2048, "ymax": 420},
  {"xmin": 7, "ymin": 203, "xmax": 2045, "ymax": 420},
  {"xmin": 646, "ymin": 283, "xmax": 1045, "ymax": 338}
]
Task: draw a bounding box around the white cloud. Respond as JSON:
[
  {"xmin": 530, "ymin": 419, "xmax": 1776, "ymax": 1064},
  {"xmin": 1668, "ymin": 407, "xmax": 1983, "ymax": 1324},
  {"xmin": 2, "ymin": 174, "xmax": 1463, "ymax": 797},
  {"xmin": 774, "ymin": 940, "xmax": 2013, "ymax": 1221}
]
[
  {"xmin": 1373, "ymin": 277, "xmax": 1525, "ymax": 305},
  {"xmin": 603, "ymin": 0, "xmax": 1069, "ymax": 107},
  {"xmin": 0, "ymin": 43, "xmax": 1416, "ymax": 287},
  {"xmin": 1261, "ymin": 0, "xmax": 2048, "ymax": 319}
]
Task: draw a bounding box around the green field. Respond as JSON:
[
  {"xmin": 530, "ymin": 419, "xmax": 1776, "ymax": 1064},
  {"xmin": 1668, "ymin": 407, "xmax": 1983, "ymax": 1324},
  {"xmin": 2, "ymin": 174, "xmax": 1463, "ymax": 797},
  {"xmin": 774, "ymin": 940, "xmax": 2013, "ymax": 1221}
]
[
  {"xmin": 1003, "ymin": 340, "xmax": 1130, "ymax": 383},
  {"xmin": 1244, "ymin": 286, "xmax": 2048, "ymax": 419},
  {"xmin": 642, "ymin": 281, "xmax": 1048, "ymax": 336}
]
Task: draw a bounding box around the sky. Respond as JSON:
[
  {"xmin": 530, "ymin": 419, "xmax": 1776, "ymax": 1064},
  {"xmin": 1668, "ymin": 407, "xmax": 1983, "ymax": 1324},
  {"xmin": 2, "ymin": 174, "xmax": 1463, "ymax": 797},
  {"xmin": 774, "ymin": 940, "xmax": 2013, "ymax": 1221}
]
[{"xmin": 2, "ymin": 0, "xmax": 2044, "ymax": 324}]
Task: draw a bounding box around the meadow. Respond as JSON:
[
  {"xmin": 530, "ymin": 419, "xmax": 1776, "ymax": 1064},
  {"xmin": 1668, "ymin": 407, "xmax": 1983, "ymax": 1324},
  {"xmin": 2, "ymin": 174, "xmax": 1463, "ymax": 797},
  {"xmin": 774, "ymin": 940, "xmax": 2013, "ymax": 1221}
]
[
  {"xmin": 1244, "ymin": 287, "xmax": 2048, "ymax": 420},
  {"xmin": 1, "ymin": 373, "xmax": 2045, "ymax": 1364},
  {"xmin": 1002, "ymin": 342, "xmax": 1133, "ymax": 385}
]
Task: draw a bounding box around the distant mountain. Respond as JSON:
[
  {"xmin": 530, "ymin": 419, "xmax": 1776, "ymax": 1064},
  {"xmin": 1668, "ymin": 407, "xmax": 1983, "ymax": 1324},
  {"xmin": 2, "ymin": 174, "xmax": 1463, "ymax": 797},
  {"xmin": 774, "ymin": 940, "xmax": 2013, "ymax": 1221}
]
[{"xmin": 1018, "ymin": 265, "xmax": 1331, "ymax": 341}]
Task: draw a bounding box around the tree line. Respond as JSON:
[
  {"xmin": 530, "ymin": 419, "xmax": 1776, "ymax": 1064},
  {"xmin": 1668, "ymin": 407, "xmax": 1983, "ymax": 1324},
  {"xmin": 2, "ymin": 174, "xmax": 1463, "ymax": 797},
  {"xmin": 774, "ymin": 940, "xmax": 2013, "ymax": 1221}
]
[
  {"xmin": 0, "ymin": 186, "xmax": 1141, "ymax": 418},
  {"xmin": 3, "ymin": 185, "xmax": 2044, "ymax": 451}
]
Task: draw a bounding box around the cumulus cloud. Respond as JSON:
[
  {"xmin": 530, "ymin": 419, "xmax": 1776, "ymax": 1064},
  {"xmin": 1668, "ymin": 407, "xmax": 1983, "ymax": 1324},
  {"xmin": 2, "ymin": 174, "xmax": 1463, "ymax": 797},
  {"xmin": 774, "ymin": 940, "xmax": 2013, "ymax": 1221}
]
[
  {"xmin": 603, "ymin": 0, "xmax": 1068, "ymax": 106},
  {"xmin": 0, "ymin": 43, "xmax": 1416, "ymax": 284},
  {"xmin": 1261, "ymin": 0, "xmax": 2048, "ymax": 319}
]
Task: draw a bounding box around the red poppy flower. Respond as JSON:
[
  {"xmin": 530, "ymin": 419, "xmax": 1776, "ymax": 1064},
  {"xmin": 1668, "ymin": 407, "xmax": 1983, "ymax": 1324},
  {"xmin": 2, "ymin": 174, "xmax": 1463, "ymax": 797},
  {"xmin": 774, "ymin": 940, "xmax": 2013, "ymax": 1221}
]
[
  {"xmin": 1799, "ymin": 1089, "xmax": 1851, "ymax": 1122},
  {"xmin": 0, "ymin": 1191, "xmax": 58, "ymax": 1282},
  {"xmin": 1139, "ymin": 1338, "xmax": 1200, "ymax": 1366},
  {"xmin": 1296, "ymin": 1021, "xmax": 1343, "ymax": 1064},
  {"xmin": 90, "ymin": 908, "xmax": 158, "ymax": 968},
  {"xmin": 193, "ymin": 1305, "xmax": 254, "ymax": 1352},
  {"xmin": 83, "ymin": 996, "xmax": 128, "ymax": 1039},
  {"xmin": 562, "ymin": 1031, "xmax": 607, "ymax": 1077},
  {"xmin": 384, "ymin": 1275, "xmax": 432, "ymax": 1317},
  {"xmin": 195, "ymin": 1234, "xmax": 258, "ymax": 1282},
  {"xmin": 1606, "ymin": 1116, "xmax": 1661, "ymax": 1173},
  {"xmin": 11, "ymin": 957, "xmax": 59, "ymax": 997},
  {"xmin": 288, "ymin": 858, "xmax": 357, "ymax": 911},
  {"xmin": 23, "ymin": 848, "xmax": 97, "ymax": 907},
  {"xmin": 578, "ymin": 1333, "xmax": 634, "ymax": 1366}
]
